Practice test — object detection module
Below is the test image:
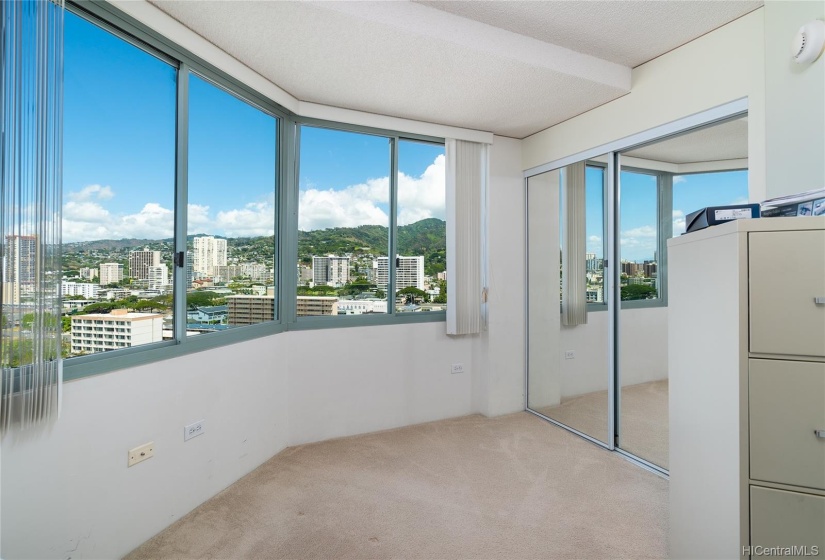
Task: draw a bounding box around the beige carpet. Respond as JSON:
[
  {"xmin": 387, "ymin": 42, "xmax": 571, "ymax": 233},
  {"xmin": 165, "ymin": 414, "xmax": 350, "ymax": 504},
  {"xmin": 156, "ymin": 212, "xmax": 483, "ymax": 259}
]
[
  {"xmin": 535, "ymin": 380, "xmax": 669, "ymax": 469},
  {"xmin": 127, "ymin": 413, "xmax": 668, "ymax": 560}
]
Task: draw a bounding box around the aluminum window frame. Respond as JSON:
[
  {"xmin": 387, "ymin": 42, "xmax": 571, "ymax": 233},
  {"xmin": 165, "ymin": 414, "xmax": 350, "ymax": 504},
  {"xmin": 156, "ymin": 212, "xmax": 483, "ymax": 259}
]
[{"xmin": 61, "ymin": 1, "xmax": 445, "ymax": 381}]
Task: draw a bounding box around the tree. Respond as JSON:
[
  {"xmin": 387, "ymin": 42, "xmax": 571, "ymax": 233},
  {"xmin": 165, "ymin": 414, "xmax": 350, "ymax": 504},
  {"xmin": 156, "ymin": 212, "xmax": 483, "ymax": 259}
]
[
  {"xmin": 375, "ymin": 289, "xmax": 385, "ymax": 299},
  {"xmin": 621, "ymin": 284, "xmax": 657, "ymax": 301},
  {"xmin": 82, "ymin": 302, "xmax": 116, "ymax": 314},
  {"xmin": 398, "ymin": 286, "xmax": 428, "ymax": 304}
]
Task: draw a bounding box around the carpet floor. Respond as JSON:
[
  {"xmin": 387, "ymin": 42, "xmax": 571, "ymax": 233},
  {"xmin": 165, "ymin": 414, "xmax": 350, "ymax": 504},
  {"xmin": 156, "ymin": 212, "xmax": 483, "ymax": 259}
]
[
  {"xmin": 127, "ymin": 412, "xmax": 668, "ymax": 560},
  {"xmin": 535, "ymin": 380, "xmax": 669, "ymax": 469}
]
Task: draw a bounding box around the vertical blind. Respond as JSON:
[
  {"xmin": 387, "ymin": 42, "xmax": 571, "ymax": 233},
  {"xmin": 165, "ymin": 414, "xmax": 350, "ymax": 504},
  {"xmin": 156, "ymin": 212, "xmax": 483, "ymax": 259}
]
[
  {"xmin": 446, "ymin": 139, "xmax": 488, "ymax": 335},
  {"xmin": 1, "ymin": 0, "xmax": 64, "ymax": 432},
  {"xmin": 561, "ymin": 161, "xmax": 587, "ymax": 326}
]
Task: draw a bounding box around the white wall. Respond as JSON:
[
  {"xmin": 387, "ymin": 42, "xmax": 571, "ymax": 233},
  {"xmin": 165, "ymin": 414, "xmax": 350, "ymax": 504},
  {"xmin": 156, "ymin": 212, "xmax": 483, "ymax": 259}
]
[
  {"xmin": 472, "ymin": 136, "xmax": 527, "ymax": 417},
  {"xmin": 286, "ymin": 323, "xmax": 475, "ymax": 446},
  {"xmin": 522, "ymin": 9, "xmax": 767, "ymax": 202},
  {"xmin": 764, "ymin": 1, "xmax": 825, "ymax": 197},
  {"xmin": 1, "ymin": 335, "xmax": 290, "ymax": 560}
]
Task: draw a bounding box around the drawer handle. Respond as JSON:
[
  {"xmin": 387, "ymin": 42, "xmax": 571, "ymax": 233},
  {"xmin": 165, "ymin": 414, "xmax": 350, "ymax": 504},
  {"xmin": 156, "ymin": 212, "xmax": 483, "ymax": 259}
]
[
  {"xmin": 816, "ymin": 430, "xmax": 825, "ymax": 438},
  {"xmin": 816, "ymin": 297, "xmax": 825, "ymax": 305}
]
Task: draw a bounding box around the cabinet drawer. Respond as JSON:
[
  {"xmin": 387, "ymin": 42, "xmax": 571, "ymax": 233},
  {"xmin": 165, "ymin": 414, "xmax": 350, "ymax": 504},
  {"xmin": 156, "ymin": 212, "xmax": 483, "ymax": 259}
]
[
  {"xmin": 749, "ymin": 230, "xmax": 825, "ymax": 358},
  {"xmin": 750, "ymin": 359, "xmax": 825, "ymax": 490},
  {"xmin": 751, "ymin": 486, "xmax": 825, "ymax": 557}
]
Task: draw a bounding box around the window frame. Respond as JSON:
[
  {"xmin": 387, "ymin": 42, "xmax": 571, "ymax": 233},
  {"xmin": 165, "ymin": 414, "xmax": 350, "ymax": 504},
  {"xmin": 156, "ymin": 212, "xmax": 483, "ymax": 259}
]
[
  {"xmin": 61, "ymin": 1, "xmax": 446, "ymax": 381},
  {"xmin": 292, "ymin": 120, "xmax": 446, "ymax": 329}
]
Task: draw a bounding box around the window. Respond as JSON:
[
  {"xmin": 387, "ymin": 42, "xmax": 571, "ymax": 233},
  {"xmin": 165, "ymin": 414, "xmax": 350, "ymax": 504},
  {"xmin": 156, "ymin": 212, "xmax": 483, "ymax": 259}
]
[
  {"xmin": 187, "ymin": 73, "xmax": 278, "ymax": 330},
  {"xmin": 297, "ymin": 128, "xmax": 446, "ymax": 319},
  {"xmin": 397, "ymin": 140, "xmax": 447, "ymax": 312},
  {"xmin": 59, "ymin": 4, "xmax": 447, "ymax": 379},
  {"xmin": 297, "ymin": 126, "xmax": 390, "ymax": 317},
  {"xmin": 63, "ymin": 10, "xmax": 176, "ymax": 358},
  {"xmin": 585, "ymin": 164, "xmax": 606, "ymax": 305},
  {"xmin": 619, "ymin": 170, "xmax": 659, "ymax": 301}
]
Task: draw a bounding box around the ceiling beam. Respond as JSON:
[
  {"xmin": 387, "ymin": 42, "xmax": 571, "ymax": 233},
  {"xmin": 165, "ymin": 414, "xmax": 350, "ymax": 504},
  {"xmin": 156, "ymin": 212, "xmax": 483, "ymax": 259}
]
[{"xmin": 311, "ymin": 0, "xmax": 631, "ymax": 92}]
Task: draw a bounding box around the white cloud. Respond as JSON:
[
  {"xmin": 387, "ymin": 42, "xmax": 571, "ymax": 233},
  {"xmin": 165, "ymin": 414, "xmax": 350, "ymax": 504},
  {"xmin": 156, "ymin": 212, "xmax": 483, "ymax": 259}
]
[
  {"xmin": 68, "ymin": 184, "xmax": 114, "ymax": 202},
  {"xmin": 63, "ymin": 154, "xmax": 446, "ymax": 242},
  {"xmin": 187, "ymin": 204, "xmax": 212, "ymax": 233},
  {"xmin": 673, "ymin": 210, "xmax": 686, "ymax": 235},
  {"xmin": 397, "ymin": 154, "xmax": 446, "ymax": 226},
  {"xmin": 216, "ymin": 201, "xmax": 275, "ymax": 237},
  {"xmin": 673, "ymin": 176, "xmax": 687, "ymax": 184},
  {"xmin": 299, "ymin": 178, "xmax": 390, "ymax": 231},
  {"xmin": 299, "ymin": 154, "xmax": 445, "ymax": 231},
  {"xmin": 63, "ymin": 202, "xmax": 174, "ymax": 242}
]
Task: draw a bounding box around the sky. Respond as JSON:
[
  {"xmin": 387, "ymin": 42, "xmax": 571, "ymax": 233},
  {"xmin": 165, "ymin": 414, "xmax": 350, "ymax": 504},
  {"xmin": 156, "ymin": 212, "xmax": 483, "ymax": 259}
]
[{"xmin": 64, "ymin": 10, "xmax": 747, "ymax": 263}]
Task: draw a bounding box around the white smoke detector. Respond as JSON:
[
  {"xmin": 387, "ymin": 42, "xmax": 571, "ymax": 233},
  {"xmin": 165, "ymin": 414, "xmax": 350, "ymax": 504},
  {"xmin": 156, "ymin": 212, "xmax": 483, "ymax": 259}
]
[{"xmin": 791, "ymin": 20, "xmax": 825, "ymax": 64}]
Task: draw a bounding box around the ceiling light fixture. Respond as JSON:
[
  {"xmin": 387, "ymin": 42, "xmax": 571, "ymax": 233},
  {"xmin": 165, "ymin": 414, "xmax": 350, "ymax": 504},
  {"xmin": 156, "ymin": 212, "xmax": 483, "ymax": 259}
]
[{"xmin": 791, "ymin": 20, "xmax": 825, "ymax": 64}]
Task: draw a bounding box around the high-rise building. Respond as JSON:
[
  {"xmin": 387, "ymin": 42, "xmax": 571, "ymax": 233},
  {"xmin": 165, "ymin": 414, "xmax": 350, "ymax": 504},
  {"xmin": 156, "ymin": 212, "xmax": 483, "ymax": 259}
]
[
  {"xmin": 128, "ymin": 250, "xmax": 161, "ymax": 280},
  {"xmin": 147, "ymin": 264, "xmax": 169, "ymax": 290},
  {"xmin": 5, "ymin": 234, "xmax": 38, "ymax": 285},
  {"xmin": 193, "ymin": 236, "xmax": 227, "ymax": 277},
  {"xmin": 375, "ymin": 255, "xmax": 425, "ymax": 291},
  {"xmin": 312, "ymin": 255, "xmax": 349, "ymax": 287},
  {"xmin": 185, "ymin": 251, "xmax": 194, "ymax": 288},
  {"xmin": 99, "ymin": 262, "xmax": 124, "ymax": 286}
]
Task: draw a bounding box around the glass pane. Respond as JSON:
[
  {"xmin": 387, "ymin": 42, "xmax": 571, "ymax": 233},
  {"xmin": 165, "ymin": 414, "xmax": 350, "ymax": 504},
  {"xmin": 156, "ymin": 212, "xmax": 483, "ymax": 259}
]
[
  {"xmin": 187, "ymin": 74, "xmax": 278, "ymax": 331},
  {"xmin": 619, "ymin": 171, "xmax": 659, "ymax": 301},
  {"xmin": 62, "ymin": 12, "xmax": 176, "ymax": 357},
  {"xmin": 397, "ymin": 140, "xmax": 446, "ymax": 313},
  {"xmin": 585, "ymin": 165, "xmax": 606, "ymax": 304},
  {"xmin": 297, "ymin": 126, "xmax": 390, "ymax": 317},
  {"xmin": 617, "ymin": 115, "xmax": 749, "ymax": 470},
  {"xmin": 527, "ymin": 158, "xmax": 610, "ymax": 446}
]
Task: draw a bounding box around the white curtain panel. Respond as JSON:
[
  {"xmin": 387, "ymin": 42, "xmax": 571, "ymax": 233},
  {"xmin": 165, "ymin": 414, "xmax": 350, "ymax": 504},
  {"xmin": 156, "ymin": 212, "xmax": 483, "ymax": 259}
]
[
  {"xmin": 445, "ymin": 139, "xmax": 488, "ymax": 335},
  {"xmin": 0, "ymin": 0, "xmax": 65, "ymax": 433},
  {"xmin": 561, "ymin": 161, "xmax": 588, "ymax": 326}
]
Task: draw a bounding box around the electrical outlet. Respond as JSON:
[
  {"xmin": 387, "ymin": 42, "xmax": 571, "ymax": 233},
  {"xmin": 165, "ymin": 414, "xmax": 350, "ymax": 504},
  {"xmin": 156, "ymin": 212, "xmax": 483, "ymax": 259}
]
[
  {"xmin": 564, "ymin": 351, "xmax": 575, "ymax": 359},
  {"xmin": 451, "ymin": 363, "xmax": 464, "ymax": 374},
  {"xmin": 184, "ymin": 419, "xmax": 205, "ymax": 442},
  {"xmin": 128, "ymin": 442, "xmax": 154, "ymax": 467}
]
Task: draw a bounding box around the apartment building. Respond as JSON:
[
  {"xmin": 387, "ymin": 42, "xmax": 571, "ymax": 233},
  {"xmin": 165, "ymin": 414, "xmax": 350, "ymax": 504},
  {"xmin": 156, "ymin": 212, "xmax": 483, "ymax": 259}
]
[
  {"xmin": 70, "ymin": 309, "xmax": 163, "ymax": 354},
  {"xmin": 311, "ymin": 255, "xmax": 349, "ymax": 287},
  {"xmin": 296, "ymin": 295, "xmax": 339, "ymax": 316},
  {"xmin": 98, "ymin": 262, "xmax": 124, "ymax": 285},
  {"xmin": 61, "ymin": 281, "xmax": 100, "ymax": 299},
  {"xmin": 374, "ymin": 255, "xmax": 425, "ymax": 291},
  {"xmin": 226, "ymin": 294, "xmax": 275, "ymax": 326},
  {"xmin": 193, "ymin": 236, "xmax": 227, "ymax": 277},
  {"xmin": 128, "ymin": 250, "xmax": 160, "ymax": 280}
]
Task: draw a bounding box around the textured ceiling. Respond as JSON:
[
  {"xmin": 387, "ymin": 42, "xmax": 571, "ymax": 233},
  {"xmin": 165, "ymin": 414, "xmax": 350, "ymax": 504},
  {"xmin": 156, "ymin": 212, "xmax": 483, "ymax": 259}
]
[
  {"xmin": 148, "ymin": 0, "xmax": 761, "ymax": 138},
  {"xmin": 417, "ymin": 1, "xmax": 763, "ymax": 68},
  {"xmin": 623, "ymin": 118, "xmax": 748, "ymax": 164}
]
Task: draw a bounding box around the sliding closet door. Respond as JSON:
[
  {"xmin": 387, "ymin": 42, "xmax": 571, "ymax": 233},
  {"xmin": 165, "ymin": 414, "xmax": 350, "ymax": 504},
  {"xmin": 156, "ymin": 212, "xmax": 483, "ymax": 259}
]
[{"xmin": 527, "ymin": 156, "xmax": 612, "ymax": 447}]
